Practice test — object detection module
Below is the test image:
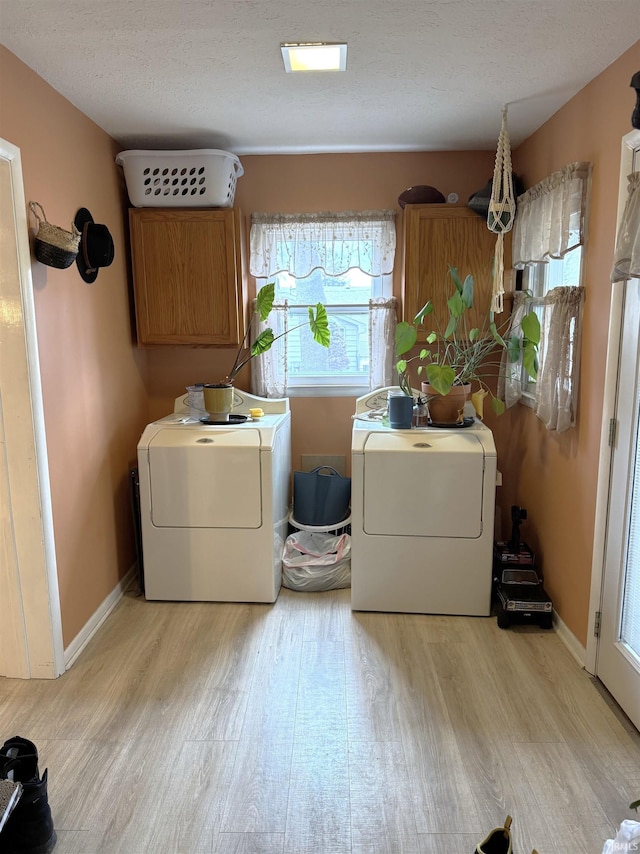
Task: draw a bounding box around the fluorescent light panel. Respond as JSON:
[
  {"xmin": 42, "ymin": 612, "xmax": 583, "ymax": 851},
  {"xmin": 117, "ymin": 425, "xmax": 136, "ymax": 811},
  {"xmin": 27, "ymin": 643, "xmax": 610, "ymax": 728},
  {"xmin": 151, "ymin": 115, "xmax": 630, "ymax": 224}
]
[{"xmin": 281, "ymin": 42, "xmax": 347, "ymax": 73}]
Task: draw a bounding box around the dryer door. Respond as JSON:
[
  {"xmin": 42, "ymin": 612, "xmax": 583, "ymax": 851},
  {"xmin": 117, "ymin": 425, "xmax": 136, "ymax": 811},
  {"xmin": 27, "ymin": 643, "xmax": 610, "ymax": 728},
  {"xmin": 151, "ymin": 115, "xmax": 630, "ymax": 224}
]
[
  {"xmin": 148, "ymin": 428, "xmax": 262, "ymax": 528},
  {"xmin": 362, "ymin": 431, "xmax": 485, "ymax": 537}
]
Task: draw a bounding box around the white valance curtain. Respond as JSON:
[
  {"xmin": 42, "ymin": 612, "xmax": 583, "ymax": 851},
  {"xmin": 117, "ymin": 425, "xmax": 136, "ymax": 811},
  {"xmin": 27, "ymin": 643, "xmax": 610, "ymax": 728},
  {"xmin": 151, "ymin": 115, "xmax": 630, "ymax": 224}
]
[
  {"xmin": 512, "ymin": 162, "xmax": 592, "ymax": 268},
  {"xmin": 249, "ymin": 210, "xmax": 397, "ymax": 278},
  {"xmin": 611, "ymin": 171, "xmax": 640, "ymax": 281}
]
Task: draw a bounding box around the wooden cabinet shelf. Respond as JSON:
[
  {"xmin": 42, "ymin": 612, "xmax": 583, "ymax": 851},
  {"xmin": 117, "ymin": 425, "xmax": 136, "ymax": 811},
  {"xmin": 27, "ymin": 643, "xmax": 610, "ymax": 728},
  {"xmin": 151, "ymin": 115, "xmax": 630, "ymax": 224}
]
[
  {"xmin": 128, "ymin": 208, "xmax": 246, "ymax": 346},
  {"xmin": 402, "ymin": 205, "xmax": 502, "ymax": 333}
]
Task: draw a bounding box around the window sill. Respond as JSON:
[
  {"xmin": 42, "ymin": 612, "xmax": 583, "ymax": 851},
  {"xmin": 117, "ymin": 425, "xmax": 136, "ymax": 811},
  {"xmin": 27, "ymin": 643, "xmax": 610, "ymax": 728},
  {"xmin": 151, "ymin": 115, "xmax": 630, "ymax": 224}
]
[
  {"xmin": 520, "ymin": 392, "xmax": 535, "ymax": 409},
  {"xmin": 285, "ymin": 384, "xmax": 368, "ymax": 398}
]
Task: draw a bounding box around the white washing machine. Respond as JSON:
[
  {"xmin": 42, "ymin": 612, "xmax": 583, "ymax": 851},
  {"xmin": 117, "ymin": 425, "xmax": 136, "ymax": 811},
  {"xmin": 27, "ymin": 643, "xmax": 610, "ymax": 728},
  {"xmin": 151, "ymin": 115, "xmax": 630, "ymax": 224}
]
[
  {"xmin": 351, "ymin": 387, "xmax": 497, "ymax": 616},
  {"xmin": 137, "ymin": 390, "xmax": 291, "ymax": 602}
]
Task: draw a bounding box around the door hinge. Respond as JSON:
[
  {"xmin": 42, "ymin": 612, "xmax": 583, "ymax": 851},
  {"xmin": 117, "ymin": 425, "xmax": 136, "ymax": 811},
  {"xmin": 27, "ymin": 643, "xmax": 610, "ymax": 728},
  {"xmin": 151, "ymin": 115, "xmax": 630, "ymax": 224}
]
[
  {"xmin": 594, "ymin": 610, "xmax": 602, "ymax": 637},
  {"xmin": 608, "ymin": 418, "xmax": 618, "ymax": 447}
]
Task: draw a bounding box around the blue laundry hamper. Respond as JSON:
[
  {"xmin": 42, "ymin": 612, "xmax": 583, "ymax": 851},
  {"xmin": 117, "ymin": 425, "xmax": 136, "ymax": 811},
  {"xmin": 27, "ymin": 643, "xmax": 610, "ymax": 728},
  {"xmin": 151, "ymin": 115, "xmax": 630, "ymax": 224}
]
[{"xmin": 293, "ymin": 466, "xmax": 351, "ymax": 527}]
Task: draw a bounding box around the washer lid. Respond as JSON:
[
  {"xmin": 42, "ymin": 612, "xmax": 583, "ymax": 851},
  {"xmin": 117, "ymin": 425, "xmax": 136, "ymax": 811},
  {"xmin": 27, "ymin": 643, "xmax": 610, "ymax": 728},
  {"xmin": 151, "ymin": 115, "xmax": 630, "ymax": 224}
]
[
  {"xmin": 362, "ymin": 431, "xmax": 486, "ymax": 537},
  {"xmin": 148, "ymin": 428, "xmax": 262, "ymax": 528}
]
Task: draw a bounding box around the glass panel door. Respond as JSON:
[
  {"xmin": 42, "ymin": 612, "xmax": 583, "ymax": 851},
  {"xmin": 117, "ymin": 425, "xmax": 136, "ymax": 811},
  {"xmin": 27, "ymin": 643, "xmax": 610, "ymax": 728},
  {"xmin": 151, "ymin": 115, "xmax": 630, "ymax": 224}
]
[{"xmin": 598, "ymin": 280, "xmax": 640, "ymax": 730}]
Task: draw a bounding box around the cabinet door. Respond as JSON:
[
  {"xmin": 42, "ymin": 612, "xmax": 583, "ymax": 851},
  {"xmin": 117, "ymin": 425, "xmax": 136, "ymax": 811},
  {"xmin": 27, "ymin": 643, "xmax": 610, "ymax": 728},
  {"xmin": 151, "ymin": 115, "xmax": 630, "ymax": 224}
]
[
  {"xmin": 129, "ymin": 208, "xmax": 244, "ymax": 345},
  {"xmin": 403, "ymin": 205, "xmax": 500, "ymax": 333}
]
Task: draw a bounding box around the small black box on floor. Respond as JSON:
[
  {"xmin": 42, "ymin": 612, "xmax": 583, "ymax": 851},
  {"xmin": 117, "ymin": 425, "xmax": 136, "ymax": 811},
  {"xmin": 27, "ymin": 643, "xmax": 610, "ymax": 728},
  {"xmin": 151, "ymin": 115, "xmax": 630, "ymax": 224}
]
[
  {"xmin": 493, "ymin": 540, "xmax": 535, "ymax": 568},
  {"xmin": 492, "ymin": 505, "xmax": 553, "ymax": 629}
]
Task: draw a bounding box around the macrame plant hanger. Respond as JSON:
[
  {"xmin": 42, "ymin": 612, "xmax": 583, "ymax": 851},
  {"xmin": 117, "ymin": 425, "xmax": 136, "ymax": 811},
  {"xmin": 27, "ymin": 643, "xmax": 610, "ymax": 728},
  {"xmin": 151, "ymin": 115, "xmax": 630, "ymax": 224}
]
[{"xmin": 487, "ymin": 105, "xmax": 516, "ymax": 313}]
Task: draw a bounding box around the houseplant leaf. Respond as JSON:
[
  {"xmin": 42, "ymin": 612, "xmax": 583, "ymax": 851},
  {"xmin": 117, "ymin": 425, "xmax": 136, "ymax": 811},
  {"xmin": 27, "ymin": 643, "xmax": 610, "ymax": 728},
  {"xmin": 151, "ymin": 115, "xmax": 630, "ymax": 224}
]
[
  {"xmin": 447, "ymin": 291, "xmax": 465, "ymax": 319},
  {"xmin": 250, "ymin": 328, "xmax": 275, "ymax": 355},
  {"xmin": 413, "ymin": 300, "xmax": 434, "ymax": 325},
  {"xmin": 523, "ymin": 340, "xmax": 538, "ymax": 379},
  {"xmin": 256, "ymin": 282, "xmax": 275, "ymax": 322},
  {"xmin": 449, "ymin": 267, "xmax": 464, "ymax": 294},
  {"xmin": 489, "ymin": 322, "xmax": 506, "ymax": 348},
  {"xmin": 521, "ymin": 310, "xmax": 541, "ymax": 344},
  {"xmin": 492, "ymin": 396, "xmax": 506, "ymax": 415},
  {"xmin": 461, "ymin": 274, "xmax": 474, "ymax": 309},
  {"xmin": 507, "ymin": 334, "xmax": 521, "ymax": 363},
  {"xmin": 444, "ymin": 314, "xmax": 458, "ymax": 339},
  {"xmin": 425, "ymin": 363, "xmax": 456, "ymax": 395},
  {"xmin": 395, "ymin": 321, "xmax": 418, "ymax": 356},
  {"xmin": 308, "ymin": 303, "xmax": 331, "ymax": 347}
]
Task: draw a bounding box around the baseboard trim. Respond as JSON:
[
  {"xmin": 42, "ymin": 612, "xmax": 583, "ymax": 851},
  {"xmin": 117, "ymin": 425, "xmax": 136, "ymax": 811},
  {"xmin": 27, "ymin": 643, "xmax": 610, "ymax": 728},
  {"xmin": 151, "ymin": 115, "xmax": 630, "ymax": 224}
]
[
  {"xmin": 553, "ymin": 610, "xmax": 587, "ymax": 668},
  {"xmin": 64, "ymin": 564, "xmax": 137, "ymax": 670}
]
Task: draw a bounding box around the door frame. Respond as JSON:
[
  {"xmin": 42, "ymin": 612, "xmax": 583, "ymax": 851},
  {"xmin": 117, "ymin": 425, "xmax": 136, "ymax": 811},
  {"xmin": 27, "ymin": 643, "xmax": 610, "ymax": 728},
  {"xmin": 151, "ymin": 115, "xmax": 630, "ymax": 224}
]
[
  {"xmin": 586, "ymin": 129, "xmax": 640, "ymax": 675},
  {"xmin": 0, "ymin": 137, "xmax": 64, "ymax": 678}
]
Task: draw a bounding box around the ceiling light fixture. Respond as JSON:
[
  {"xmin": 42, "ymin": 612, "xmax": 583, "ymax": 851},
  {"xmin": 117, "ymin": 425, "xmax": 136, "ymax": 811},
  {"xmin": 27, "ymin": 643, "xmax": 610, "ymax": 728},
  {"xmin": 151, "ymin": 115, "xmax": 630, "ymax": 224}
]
[{"xmin": 280, "ymin": 42, "xmax": 347, "ymax": 73}]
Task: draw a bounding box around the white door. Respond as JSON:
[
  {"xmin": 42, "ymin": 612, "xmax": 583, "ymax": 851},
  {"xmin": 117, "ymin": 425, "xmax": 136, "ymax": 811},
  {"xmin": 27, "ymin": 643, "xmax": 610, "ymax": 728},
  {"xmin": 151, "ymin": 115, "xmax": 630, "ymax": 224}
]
[
  {"xmin": 588, "ymin": 130, "xmax": 640, "ymax": 729},
  {"xmin": 0, "ymin": 138, "xmax": 64, "ymax": 678},
  {"xmin": 597, "ymin": 279, "xmax": 640, "ymax": 730}
]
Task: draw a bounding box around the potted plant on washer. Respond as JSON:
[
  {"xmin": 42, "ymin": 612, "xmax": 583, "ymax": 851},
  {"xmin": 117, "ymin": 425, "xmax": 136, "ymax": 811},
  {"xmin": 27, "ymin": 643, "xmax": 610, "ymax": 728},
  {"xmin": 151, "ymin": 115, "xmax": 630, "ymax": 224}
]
[
  {"xmin": 204, "ymin": 282, "xmax": 331, "ymax": 419},
  {"xmin": 395, "ymin": 267, "xmax": 540, "ymax": 425}
]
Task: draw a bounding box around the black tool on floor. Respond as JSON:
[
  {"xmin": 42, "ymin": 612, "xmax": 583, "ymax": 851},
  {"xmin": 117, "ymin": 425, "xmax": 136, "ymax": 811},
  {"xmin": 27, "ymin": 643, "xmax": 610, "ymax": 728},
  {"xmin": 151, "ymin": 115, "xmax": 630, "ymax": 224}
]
[{"xmin": 493, "ymin": 506, "xmax": 553, "ymax": 630}]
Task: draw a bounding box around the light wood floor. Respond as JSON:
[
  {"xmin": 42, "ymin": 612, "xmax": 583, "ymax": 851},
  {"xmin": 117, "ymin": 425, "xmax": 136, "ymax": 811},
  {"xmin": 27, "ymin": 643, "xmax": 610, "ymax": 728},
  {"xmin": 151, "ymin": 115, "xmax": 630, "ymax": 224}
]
[{"xmin": 1, "ymin": 587, "xmax": 639, "ymax": 854}]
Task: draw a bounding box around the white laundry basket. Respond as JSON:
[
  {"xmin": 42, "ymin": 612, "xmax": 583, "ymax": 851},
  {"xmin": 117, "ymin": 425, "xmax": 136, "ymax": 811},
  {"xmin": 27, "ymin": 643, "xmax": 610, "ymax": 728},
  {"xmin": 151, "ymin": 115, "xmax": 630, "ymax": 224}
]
[{"xmin": 115, "ymin": 149, "xmax": 244, "ymax": 207}]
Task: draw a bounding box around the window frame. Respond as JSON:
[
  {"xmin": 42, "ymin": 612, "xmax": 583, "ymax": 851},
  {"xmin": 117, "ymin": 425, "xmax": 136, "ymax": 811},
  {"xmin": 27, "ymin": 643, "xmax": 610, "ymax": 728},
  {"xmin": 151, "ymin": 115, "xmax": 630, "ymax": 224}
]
[{"xmin": 519, "ymin": 245, "xmax": 584, "ymax": 407}]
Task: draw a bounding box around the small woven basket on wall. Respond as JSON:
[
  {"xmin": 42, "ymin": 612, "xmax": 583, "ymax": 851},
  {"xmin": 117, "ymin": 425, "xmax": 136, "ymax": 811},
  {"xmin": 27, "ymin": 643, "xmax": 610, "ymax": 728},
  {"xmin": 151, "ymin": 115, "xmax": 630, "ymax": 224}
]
[{"xmin": 29, "ymin": 201, "xmax": 80, "ymax": 269}]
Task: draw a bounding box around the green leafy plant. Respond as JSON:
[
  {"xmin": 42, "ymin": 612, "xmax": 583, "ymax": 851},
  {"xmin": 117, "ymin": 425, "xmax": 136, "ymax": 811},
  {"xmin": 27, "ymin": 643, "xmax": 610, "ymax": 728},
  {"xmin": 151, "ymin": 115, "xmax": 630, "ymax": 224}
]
[
  {"xmin": 226, "ymin": 282, "xmax": 330, "ymax": 383},
  {"xmin": 395, "ymin": 267, "xmax": 541, "ymax": 415}
]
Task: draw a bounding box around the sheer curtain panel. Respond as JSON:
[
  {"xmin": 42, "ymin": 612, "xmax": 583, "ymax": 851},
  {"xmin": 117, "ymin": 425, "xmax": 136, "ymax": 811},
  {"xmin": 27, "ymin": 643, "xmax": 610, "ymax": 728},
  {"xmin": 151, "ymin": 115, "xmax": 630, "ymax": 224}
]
[
  {"xmin": 250, "ymin": 210, "xmax": 396, "ymax": 279},
  {"xmin": 611, "ymin": 171, "xmax": 640, "ymax": 282},
  {"xmin": 250, "ymin": 301, "xmax": 288, "ymax": 398},
  {"xmin": 368, "ymin": 298, "xmax": 397, "ymax": 391},
  {"xmin": 512, "ymin": 162, "xmax": 592, "ymax": 269},
  {"xmin": 497, "ymin": 291, "xmax": 529, "ymax": 408},
  {"xmin": 534, "ymin": 286, "xmax": 585, "ymax": 432}
]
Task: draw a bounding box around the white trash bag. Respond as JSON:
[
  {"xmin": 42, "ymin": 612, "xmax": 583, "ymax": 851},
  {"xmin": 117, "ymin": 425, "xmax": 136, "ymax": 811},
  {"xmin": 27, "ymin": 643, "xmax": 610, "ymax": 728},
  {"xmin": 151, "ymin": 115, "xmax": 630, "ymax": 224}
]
[
  {"xmin": 602, "ymin": 820, "xmax": 640, "ymax": 854},
  {"xmin": 282, "ymin": 531, "xmax": 351, "ymax": 592}
]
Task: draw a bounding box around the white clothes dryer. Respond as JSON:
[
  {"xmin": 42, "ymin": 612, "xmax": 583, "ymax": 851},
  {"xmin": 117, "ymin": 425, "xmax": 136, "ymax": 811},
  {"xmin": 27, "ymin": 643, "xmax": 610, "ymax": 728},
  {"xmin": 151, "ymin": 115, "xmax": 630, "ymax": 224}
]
[
  {"xmin": 137, "ymin": 390, "xmax": 291, "ymax": 602},
  {"xmin": 351, "ymin": 387, "xmax": 497, "ymax": 616}
]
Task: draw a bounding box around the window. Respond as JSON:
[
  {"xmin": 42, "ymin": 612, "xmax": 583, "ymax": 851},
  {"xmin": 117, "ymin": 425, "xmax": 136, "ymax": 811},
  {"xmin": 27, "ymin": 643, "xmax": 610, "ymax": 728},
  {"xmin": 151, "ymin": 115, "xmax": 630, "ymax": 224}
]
[
  {"xmin": 250, "ymin": 211, "xmax": 396, "ymax": 397},
  {"xmin": 520, "ymin": 246, "xmax": 583, "ymax": 401},
  {"xmin": 505, "ymin": 161, "xmax": 591, "ymax": 431}
]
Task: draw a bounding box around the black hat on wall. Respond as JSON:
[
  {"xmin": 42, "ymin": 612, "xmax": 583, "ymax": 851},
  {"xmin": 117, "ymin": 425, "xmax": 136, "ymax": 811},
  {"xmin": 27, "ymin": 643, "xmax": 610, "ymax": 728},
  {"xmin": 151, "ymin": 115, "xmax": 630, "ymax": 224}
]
[{"xmin": 74, "ymin": 208, "xmax": 115, "ymax": 283}]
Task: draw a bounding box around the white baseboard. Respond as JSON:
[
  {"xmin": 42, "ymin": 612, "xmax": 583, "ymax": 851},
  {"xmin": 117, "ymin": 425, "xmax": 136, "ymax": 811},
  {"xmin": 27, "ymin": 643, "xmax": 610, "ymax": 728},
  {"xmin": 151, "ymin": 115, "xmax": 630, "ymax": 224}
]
[
  {"xmin": 64, "ymin": 564, "xmax": 137, "ymax": 670},
  {"xmin": 553, "ymin": 610, "xmax": 587, "ymax": 668}
]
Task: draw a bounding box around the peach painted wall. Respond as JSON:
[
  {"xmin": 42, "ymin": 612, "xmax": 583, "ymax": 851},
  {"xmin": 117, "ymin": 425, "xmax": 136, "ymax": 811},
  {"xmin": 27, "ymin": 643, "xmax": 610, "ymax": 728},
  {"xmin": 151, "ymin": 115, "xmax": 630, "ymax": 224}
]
[
  {"xmin": 494, "ymin": 41, "xmax": 640, "ymax": 645},
  {"xmin": 4, "ymin": 37, "xmax": 635, "ymax": 652},
  {"xmin": 0, "ymin": 47, "xmax": 149, "ymax": 647},
  {"xmin": 146, "ymin": 150, "xmax": 497, "ymax": 470}
]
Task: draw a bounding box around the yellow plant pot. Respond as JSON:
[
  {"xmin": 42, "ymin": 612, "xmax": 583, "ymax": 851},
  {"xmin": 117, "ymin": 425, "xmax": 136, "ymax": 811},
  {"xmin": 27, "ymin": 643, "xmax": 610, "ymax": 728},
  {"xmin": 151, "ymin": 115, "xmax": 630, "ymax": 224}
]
[{"xmin": 203, "ymin": 383, "xmax": 234, "ymax": 421}]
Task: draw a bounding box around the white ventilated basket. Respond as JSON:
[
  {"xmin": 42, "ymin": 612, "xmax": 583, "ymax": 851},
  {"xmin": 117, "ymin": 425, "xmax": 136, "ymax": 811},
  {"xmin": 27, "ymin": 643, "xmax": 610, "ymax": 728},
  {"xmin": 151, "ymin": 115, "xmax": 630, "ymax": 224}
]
[{"xmin": 115, "ymin": 149, "xmax": 244, "ymax": 208}]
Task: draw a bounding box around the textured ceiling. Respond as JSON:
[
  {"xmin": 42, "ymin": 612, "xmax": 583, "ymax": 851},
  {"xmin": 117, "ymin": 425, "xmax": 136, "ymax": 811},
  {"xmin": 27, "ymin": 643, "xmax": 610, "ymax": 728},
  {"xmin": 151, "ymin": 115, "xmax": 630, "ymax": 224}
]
[{"xmin": 1, "ymin": 1, "xmax": 639, "ymax": 155}]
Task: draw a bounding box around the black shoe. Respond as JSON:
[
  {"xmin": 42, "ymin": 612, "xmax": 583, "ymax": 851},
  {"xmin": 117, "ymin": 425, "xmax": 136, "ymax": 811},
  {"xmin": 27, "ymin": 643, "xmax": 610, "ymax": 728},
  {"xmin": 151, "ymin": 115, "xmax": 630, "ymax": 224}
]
[
  {"xmin": 0, "ymin": 737, "xmax": 57, "ymax": 854},
  {"xmin": 476, "ymin": 814, "xmax": 513, "ymax": 854}
]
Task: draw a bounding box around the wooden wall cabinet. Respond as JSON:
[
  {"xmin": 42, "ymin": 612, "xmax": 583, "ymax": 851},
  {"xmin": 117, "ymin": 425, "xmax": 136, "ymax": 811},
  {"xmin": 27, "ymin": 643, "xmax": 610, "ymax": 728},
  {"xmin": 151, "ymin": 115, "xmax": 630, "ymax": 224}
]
[
  {"xmin": 128, "ymin": 208, "xmax": 246, "ymax": 346},
  {"xmin": 402, "ymin": 205, "xmax": 502, "ymax": 331}
]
